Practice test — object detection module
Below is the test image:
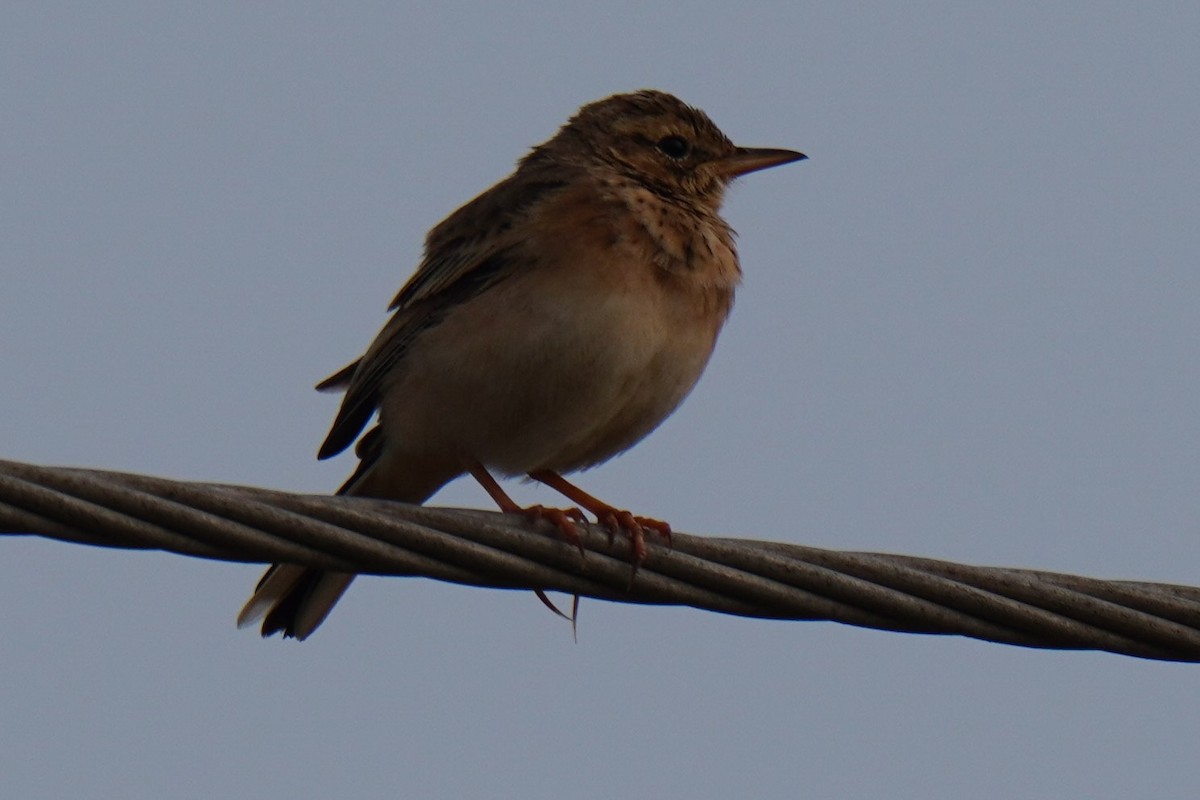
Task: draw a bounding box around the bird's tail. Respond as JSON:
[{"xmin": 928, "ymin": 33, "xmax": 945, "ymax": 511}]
[
  {"xmin": 237, "ymin": 431, "xmax": 460, "ymax": 640},
  {"xmin": 236, "ymin": 564, "xmax": 355, "ymax": 640}
]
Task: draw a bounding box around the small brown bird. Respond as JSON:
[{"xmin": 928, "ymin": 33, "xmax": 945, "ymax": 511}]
[{"xmin": 238, "ymin": 90, "xmax": 804, "ymax": 638}]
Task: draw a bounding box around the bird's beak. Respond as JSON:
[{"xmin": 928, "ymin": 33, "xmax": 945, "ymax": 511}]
[{"xmin": 716, "ymin": 147, "xmax": 807, "ymax": 178}]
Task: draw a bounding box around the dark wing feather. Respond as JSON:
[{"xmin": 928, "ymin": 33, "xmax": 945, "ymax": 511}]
[
  {"xmin": 315, "ymin": 360, "xmax": 359, "ymax": 392},
  {"xmin": 316, "ymin": 306, "xmax": 438, "ymax": 459}
]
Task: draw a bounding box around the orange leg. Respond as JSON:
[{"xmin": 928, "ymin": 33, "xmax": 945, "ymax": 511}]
[
  {"xmin": 466, "ymin": 460, "xmax": 586, "ymax": 554},
  {"xmin": 528, "ymin": 469, "xmax": 671, "ymax": 565}
]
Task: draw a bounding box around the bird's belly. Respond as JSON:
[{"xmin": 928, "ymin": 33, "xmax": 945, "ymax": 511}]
[{"xmin": 379, "ymin": 262, "xmax": 726, "ymax": 475}]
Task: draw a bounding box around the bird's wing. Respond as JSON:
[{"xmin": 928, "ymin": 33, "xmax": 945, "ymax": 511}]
[
  {"xmin": 386, "ymin": 176, "xmax": 568, "ymax": 310},
  {"xmin": 315, "ymin": 173, "xmax": 569, "ymax": 461}
]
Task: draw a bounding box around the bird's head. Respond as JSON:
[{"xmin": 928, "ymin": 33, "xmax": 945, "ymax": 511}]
[{"xmin": 532, "ymin": 90, "xmax": 805, "ymax": 211}]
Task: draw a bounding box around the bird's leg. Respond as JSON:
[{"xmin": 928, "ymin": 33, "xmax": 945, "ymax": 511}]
[
  {"xmin": 466, "ymin": 460, "xmax": 586, "ymax": 554},
  {"xmin": 527, "ymin": 470, "xmax": 671, "ymax": 566}
]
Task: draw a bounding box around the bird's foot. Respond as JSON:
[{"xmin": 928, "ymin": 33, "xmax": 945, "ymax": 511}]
[
  {"xmin": 515, "ymin": 504, "xmax": 588, "ymax": 556},
  {"xmin": 465, "ymin": 460, "xmax": 593, "ymax": 555},
  {"xmin": 589, "ymin": 505, "xmax": 671, "ymax": 565},
  {"xmin": 527, "ymin": 470, "xmax": 671, "ymax": 575}
]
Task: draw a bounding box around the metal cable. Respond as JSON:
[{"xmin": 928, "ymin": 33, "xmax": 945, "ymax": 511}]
[{"xmin": 2, "ymin": 458, "xmax": 1198, "ymax": 662}]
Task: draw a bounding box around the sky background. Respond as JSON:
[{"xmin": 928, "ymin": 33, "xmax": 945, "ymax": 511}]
[{"xmin": 3, "ymin": 3, "xmax": 1199, "ymax": 798}]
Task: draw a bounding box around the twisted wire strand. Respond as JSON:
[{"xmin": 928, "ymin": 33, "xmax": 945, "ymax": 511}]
[{"xmin": 2, "ymin": 458, "xmax": 1198, "ymax": 662}]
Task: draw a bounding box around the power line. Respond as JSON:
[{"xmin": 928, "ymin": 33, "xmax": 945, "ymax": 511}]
[{"xmin": 2, "ymin": 459, "xmax": 1198, "ymax": 661}]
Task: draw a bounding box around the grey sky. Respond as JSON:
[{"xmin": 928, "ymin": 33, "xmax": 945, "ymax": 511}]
[{"xmin": 3, "ymin": 4, "xmax": 1199, "ymax": 798}]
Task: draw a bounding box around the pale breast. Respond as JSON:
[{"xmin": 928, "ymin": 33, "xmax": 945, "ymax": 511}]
[{"xmin": 377, "ymin": 178, "xmax": 739, "ymax": 475}]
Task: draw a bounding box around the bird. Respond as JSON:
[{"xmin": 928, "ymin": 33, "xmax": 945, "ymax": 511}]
[{"xmin": 237, "ymin": 89, "xmax": 805, "ymax": 639}]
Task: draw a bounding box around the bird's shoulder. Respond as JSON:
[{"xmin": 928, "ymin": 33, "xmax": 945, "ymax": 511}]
[{"xmin": 387, "ymin": 161, "xmax": 584, "ymax": 311}]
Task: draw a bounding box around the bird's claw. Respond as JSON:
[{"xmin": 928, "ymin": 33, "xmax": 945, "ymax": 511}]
[
  {"xmin": 589, "ymin": 508, "xmax": 671, "ymax": 581},
  {"xmin": 517, "ymin": 504, "xmax": 587, "ymax": 556}
]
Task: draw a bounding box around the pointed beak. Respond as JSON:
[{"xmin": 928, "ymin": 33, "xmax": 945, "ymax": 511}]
[{"xmin": 716, "ymin": 147, "xmax": 807, "ymax": 178}]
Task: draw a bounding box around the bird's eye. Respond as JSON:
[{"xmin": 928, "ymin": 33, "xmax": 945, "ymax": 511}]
[{"xmin": 656, "ymin": 135, "xmax": 691, "ymax": 159}]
